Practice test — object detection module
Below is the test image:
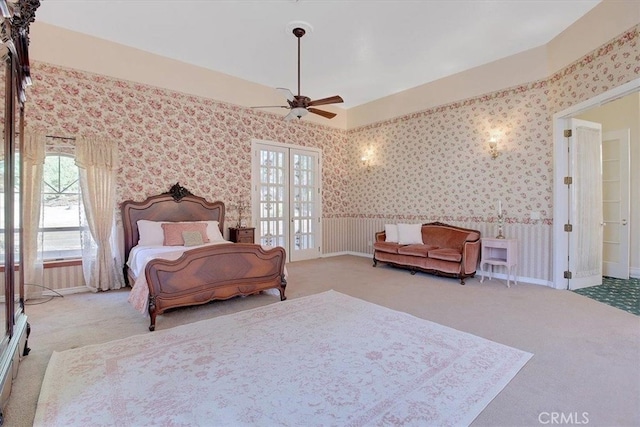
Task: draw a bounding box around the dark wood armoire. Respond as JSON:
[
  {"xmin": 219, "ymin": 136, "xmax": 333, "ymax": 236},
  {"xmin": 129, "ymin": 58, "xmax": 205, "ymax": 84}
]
[{"xmin": 0, "ymin": 1, "xmax": 40, "ymax": 423}]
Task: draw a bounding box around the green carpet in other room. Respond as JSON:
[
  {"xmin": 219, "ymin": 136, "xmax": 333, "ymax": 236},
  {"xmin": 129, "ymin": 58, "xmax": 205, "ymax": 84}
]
[{"xmin": 573, "ymin": 276, "xmax": 639, "ymax": 316}]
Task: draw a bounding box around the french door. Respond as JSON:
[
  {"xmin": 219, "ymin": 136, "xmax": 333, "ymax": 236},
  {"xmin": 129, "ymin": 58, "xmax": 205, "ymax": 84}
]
[
  {"xmin": 567, "ymin": 118, "xmax": 603, "ymax": 290},
  {"xmin": 251, "ymin": 140, "xmax": 322, "ymax": 262}
]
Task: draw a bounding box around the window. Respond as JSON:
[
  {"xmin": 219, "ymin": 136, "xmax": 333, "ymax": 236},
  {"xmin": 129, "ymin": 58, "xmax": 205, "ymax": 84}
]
[{"xmin": 41, "ymin": 154, "xmax": 82, "ymax": 260}]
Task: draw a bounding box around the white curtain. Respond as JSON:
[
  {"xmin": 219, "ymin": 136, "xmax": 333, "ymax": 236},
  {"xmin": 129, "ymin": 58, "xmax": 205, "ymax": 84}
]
[
  {"xmin": 22, "ymin": 131, "xmax": 46, "ymax": 299},
  {"xmin": 75, "ymin": 136, "xmax": 123, "ymax": 292}
]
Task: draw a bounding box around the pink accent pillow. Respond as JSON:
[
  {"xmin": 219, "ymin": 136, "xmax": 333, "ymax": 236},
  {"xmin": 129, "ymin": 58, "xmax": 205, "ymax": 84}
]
[{"xmin": 161, "ymin": 222, "xmax": 210, "ymax": 246}]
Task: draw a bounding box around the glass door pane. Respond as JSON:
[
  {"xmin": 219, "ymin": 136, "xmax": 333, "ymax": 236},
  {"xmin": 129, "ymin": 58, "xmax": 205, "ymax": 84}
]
[
  {"xmin": 257, "ymin": 147, "xmax": 287, "ymax": 248},
  {"xmin": 290, "ymin": 149, "xmax": 320, "ymax": 261}
]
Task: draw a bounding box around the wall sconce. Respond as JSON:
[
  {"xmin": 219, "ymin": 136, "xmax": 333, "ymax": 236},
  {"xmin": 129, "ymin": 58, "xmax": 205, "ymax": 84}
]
[
  {"xmin": 361, "ymin": 155, "xmax": 371, "ymax": 171},
  {"xmin": 488, "ymin": 138, "xmax": 499, "ymax": 159},
  {"xmin": 361, "ymin": 147, "xmax": 374, "ymax": 171}
]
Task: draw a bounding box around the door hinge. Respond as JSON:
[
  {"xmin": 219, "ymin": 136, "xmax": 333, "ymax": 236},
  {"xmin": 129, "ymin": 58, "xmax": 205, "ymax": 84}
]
[
  {"xmin": 564, "ymin": 224, "xmax": 573, "ymax": 232},
  {"xmin": 564, "ymin": 129, "xmax": 572, "ymax": 138},
  {"xmin": 564, "ymin": 176, "xmax": 573, "ymax": 185},
  {"xmin": 564, "ymin": 271, "xmax": 573, "ymax": 279}
]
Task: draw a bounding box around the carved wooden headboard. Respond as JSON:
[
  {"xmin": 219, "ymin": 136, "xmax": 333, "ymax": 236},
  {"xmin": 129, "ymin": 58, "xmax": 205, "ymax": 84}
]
[{"xmin": 120, "ymin": 183, "xmax": 225, "ymax": 263}]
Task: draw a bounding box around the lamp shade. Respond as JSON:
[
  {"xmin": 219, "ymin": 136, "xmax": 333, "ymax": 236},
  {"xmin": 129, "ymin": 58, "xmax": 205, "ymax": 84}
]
[{"xmin": 291, "ymin": 107, "xmax": 308, "ymax": 118}]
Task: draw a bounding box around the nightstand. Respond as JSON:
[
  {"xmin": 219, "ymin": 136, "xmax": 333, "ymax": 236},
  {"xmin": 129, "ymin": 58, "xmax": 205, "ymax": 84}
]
[
  {"xmin": 229, "ymin": 227, "xmax": 255, "ymax": 243},
  {"xmin": 480, "ymin": 238, "xmax": 518, "ymax": 287}
]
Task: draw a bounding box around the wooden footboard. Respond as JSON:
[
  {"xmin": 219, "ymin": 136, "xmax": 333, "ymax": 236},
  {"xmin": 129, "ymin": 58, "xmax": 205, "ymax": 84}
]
[{"xmin": 145, "ymin": 243, "xmax": 286, "ymax": 331}]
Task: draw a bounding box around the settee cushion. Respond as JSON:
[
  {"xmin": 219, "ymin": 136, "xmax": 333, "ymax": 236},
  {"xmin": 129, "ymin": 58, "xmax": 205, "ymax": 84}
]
[
  {"xmin": 428, "ymin": 248, "xmax": 462, "ymax": 262},
  {"xmin": 384, "ymin": 224, "xmax": 399, "ymax": 242},
  {"xmin": 373, "ymin": 242, "xmax": 401, "ymax": 254},
  {"xmin": 398, "ymin": 223, "xmax": 423, "ymax": 244},
  {"xmin": 397, "ymin": 244, "xmax": 438, "ymax": 258}
]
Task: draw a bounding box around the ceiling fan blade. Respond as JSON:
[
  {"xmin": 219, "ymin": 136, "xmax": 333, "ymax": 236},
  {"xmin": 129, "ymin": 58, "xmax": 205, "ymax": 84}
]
[
  {"xmin": 308, "ymin": 108, "xmax": 337, "ymax": 119},
  {"xmin": 308, "ymin": 95, "xmax": 344, "ymax": 107},
  {"xmin": 276, "ymin": 87, "xmax": 295, "ymax": 102},
  {"xmin": 251, "ymin": 105, "xmax": 289, "ymax": 109}
]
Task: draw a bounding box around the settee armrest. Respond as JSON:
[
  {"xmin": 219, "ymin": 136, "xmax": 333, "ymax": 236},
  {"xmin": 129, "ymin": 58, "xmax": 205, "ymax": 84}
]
[
  {"xmin": 375, "ymin": 231, "xmax": 386, "ymax": 242},
  {"xmin": 461, "ymin": 238, "xmax": 481, "ymax": 275}
]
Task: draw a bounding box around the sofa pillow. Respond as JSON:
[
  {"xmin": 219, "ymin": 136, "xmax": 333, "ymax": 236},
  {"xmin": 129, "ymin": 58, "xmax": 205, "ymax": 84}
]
[
  {"xmin": 137, "ymin": 220, "xmax": 166, "ymax": 246},
  {"xmin": 397, "ymin": 223, "xmax": 423, "ymax": 245},
  {"xmin": 182, "ymin": 230, "xmax": 205, "ymax": 247},
  {"xmin": 162, "ymin": 222, "xmax": 210, "ymax": 246},
  {"xmin": 384, "ymin": 224, "xmax": 399, "ymax": 243}
]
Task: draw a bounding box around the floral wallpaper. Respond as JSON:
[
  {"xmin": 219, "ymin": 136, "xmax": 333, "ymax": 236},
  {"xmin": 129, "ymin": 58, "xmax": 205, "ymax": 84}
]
[
  {"xmin": 348, "ymin": 83, "xmax": 551, "ymax": 224},
  {"xmin": 25, "ymin": 66, "xmax": 349, "ymax": 218},
  {"xmin": 347, "ymin": 25, "xmax": 639, "ymax": 226}
]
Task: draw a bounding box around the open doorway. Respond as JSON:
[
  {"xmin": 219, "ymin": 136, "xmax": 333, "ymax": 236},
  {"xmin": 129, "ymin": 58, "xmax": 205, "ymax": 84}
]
[{"xmin": 552, "ymin": 78, "xmax": 640, "ymax": 290}]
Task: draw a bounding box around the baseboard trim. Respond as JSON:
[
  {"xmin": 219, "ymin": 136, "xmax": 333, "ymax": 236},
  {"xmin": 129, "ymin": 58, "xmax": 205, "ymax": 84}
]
[
  {"xmin": 42, "ymin": 286, "xmax": 89, "ymax": 297},
  {"xmin": 322, "ymin": 251, "xmax": 371, "ymax": 259},
  {"xmin": 476, "ymin": 270, "xmax": 554, "ymax": 287}
]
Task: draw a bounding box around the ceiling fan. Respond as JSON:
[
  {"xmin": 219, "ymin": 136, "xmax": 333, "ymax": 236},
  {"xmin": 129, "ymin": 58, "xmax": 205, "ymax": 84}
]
[{"xmin": 253, "ymin": 27, "xmax": 344, "ymax": 120}]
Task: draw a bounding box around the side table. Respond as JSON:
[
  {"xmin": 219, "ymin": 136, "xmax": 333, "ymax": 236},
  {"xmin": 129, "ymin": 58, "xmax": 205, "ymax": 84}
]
[
  {"xmin": 229, "ymin": 227, "xmax": 255, "ymax": 243},
  {"xmin": 480, "ymin": 238, "xmax": 518, "ymax": 287}
]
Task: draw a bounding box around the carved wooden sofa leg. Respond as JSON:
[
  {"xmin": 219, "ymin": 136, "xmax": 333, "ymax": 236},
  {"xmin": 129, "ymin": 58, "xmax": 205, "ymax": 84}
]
[{"xmin": 372, "ymin": 257, "xmax": 378, "ymax": 267}]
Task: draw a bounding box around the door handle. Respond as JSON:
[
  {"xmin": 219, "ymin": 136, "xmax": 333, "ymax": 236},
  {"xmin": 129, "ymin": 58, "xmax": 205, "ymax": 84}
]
[{"xmin": 622, "ymin": 219, "xmax": 628, "ymax": 226}]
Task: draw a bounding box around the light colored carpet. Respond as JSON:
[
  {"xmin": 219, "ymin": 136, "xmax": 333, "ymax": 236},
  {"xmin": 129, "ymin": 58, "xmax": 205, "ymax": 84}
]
[
  {"xmin": 33, "ymin": 290, "xmax": 532, "ymax": 426},
  {"xmin": 4, "ymin": 255, "xmax": 640, "ymax": 426}
]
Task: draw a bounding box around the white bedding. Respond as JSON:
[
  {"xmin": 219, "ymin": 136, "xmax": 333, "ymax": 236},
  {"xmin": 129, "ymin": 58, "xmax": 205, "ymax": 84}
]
[
  {"xmin": 127, "ymin": 241, "xmax": 231, "ymax": 315},
  {"xmin": 127, "ymin": 242, "xmax": 230, "ymax": 278}
]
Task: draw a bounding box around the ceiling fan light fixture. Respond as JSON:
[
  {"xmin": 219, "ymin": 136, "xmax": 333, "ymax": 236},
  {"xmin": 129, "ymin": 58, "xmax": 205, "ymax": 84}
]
[{"xmin": 291, "ymin": 107, "xmax": 308, "ymax": 118}]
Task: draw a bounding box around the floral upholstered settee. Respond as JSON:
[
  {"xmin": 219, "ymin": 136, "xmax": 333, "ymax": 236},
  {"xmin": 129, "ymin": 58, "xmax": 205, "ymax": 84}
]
[{"xmin": 373, "ymin": 222, "xmax": 481, "ymax": 285}]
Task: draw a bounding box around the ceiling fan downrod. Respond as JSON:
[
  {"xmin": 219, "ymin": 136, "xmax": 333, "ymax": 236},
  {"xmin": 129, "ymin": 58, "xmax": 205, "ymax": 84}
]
[{"xmin": 293, "ymin": 27, "xmax": 305, "ymax": 97}]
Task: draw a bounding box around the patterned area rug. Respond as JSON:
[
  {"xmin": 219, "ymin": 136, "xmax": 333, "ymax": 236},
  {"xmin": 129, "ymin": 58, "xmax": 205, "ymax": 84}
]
[
  {"xmin": 573, "ymin": 276, "xmax": 640, "ymax": 316},
  {"xmin": 34, "ymin": 290, "xmax": 532, "ymax": 426}
]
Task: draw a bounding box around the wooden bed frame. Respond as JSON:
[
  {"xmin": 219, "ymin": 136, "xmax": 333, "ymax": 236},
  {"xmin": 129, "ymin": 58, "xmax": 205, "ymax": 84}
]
[{"xmin": 121, "ymin": 183, "xmax": 287, "ymax": 331}]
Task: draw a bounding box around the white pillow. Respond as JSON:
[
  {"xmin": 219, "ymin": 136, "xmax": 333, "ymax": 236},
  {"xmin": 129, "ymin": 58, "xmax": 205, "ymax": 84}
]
[
  {"xmin": 205, "ymin": 221, "xmax": 226, "ymax": 242},
  {"xmin": 384, "ymin": 224, "xmax": 398, "ymax": 243},
  {"xmin": 397, "ymin": 223, "xmax": 423, "ymax": 245},
  {"xmin": 137, "ymin": 220, "xmax": 166, "ymax": 246}
]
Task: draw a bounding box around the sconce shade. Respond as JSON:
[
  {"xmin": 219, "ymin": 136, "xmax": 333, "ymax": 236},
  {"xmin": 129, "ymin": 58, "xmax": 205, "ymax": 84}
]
[
  {"xmin": 488, "ymin": 139, "xmax": 499, "ymax": 159},
  {"xmin": 361, "ymin": 147, "xmax": 374, "ymax": 171}
]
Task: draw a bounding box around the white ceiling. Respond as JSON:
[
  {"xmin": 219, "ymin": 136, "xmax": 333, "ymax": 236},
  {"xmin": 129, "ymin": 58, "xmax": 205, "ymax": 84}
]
[{"xmin": 35, "ymin": 0, "xmax": 601, "ymax": 109}]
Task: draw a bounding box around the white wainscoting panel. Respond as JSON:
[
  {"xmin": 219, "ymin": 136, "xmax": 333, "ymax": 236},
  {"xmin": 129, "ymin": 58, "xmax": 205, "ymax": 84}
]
[
  {"xmin": 43, "ymin": 264, "xmax": 85, "ymax": 293},
  {"xmin": 323, "ymin": 217, "xmax": 553, "ymax": 284}
]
